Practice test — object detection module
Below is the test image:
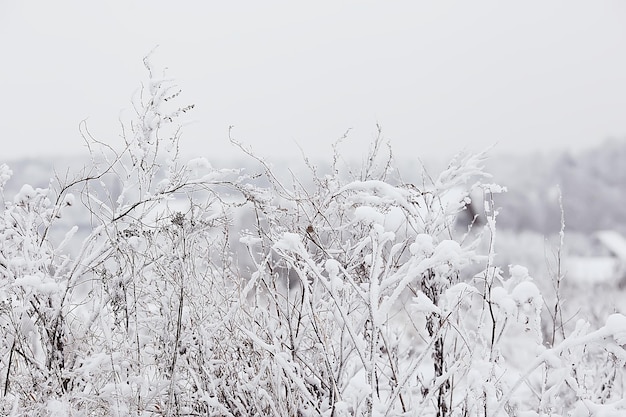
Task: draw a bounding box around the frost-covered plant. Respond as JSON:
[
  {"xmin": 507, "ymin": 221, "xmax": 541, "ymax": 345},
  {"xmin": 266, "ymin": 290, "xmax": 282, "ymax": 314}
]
[
  {"xmin": 229, "ymin": 137, "xmax": 626, "ymax": 416},
  {"xmin": 1, "ymin": 58, "xmax": 625, "ymax": 416},
  {"xmin": 0, "ymin": 54, "xmax": 246, "ymax": 416},
  {"xmin": 235, "ymin": 137, "xmax": 492, "ymax": 415}
]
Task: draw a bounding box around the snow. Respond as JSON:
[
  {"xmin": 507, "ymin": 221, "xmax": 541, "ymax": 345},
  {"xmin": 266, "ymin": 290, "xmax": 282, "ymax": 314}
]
[
  {"xmin": 185, "ymin": 156, "xmax": 212, "ymax": 177},
  {"xmin": 45, "ymin": 399, "xmax": 68, "ymax": 417},
  {"xmin": 509, "ymin": 265, "xmax": 529, "ymax": 281},
  {"xmin": 353, "ymin": 205, "xmax": 385, "ymax": 226},
  {"xmin": 57, "ymin": 225, "xmax": 79, "ymax": 252},
  {"xmin": 491, "ymin": 286, "xmax": 517, "ymax": 316},
  {"xmin": 140, "ymin": 197, "xmax": 191, "ymax": 226},
  {"xmin": 340, "ymin": 180, "xmax": 415, "ymax": 215},
  {"xmin": 431, "ymin": 239, "xmax": 465, "ymax": 267},
  {"xmin": 13, "ymin": 184, "xmax": 36, "ymax": 205},
  {"xmin": 438, "ymin": 186, "xmax": 469, "ymax": 215},
  {"xmin": 341, "ymin": 180, "xmax": 410, "ymax": 202},
  {"xmin": 239, "ymin": 235, "xmax": 263, "ymax": 246},
  {"xmin": 504, "ymin": 264, "xmax": 531, "ymax": 292},
  {"xmin": 410, "ymin": 234, "xmax": 434, "ymax": 257},
  {"xmin": 273, "ymin": 232, "xmax": 306, "ymax": 253},
  {"xmin": 605, "ymin": 313, "xmax": 626, "ymax": 344},
  {"xmin": 482, "ymin": 183, "xmax": 507, "ymax": 194},
  {"xmin": 443, "ymin": 282, "xmax": 478, "ymax": 309},
  {"xmin": 62, "ymin": 193, "xmax": 75, "ymax": 206},
  {"xmin": 510, "ymin": 280, "xmax": 541, "ymax": 306},
  {"xmin": 410, "ymin": 291, "xmax": 441, "ymax": 315},
  {"xmin": 14, "ymin": 274, "xmax": 61, "ymax": 294},
  {"xmin": 509, "ymin": 279, "xmax": 542, "ymax": 340},
  {"xmin": 382, "ymin": 206, "xmax": 405, "ymax": 233},
  {"xmin": 324, "ymin": 259, "xmax": 344, "ymax": 292},
  {"xmin": 0, "ymin": 163, "xmax": 12, "ymax": 188},
  {"xmin": 3, "ymin": 121, "xmax": 626, "ymax": 415},
  {"xmin": 572, "ymin": 399, "xmax": 626, "ymax": 417},
  {"xmin": 324, "ymin": 258, "xmax": 340, "ymax": 276}
]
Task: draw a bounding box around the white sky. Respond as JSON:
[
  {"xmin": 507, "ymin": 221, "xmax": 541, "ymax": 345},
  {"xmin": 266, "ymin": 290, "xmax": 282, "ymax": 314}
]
[{"xmin": 1, "ymin": 1, "xmax": 625, "ymax": 163}]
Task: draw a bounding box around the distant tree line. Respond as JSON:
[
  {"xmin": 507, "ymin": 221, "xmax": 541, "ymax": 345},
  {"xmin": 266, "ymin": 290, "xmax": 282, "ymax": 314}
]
[{"xmin": 486, "ymin": 139, "xmax": 626, "ymax": 235}]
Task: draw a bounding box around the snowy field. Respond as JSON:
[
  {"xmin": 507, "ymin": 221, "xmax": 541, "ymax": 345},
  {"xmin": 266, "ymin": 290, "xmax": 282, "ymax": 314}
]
[
  {"xmin": 1, "ymin": 4, "xmax": 625, "ymax": 411},
  {"xmin": 1, "ymin": 66, "xmax": 625, "ymax": 416}
]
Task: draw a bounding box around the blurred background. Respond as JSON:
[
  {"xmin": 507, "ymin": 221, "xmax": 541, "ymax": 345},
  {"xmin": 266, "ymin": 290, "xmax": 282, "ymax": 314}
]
[{"xmin": 2, "ymin": 1, "xmax": 626, "ymax": 325}]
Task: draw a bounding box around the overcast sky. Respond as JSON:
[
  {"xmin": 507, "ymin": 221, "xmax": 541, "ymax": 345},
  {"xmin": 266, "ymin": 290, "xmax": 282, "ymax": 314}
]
[{"xmin": 1, "ymin": 1, "xmax": 625, "ymax": 163}]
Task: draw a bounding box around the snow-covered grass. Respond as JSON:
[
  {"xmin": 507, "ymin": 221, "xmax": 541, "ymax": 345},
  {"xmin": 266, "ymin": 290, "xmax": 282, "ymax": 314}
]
[{"xmin": 0, "ymin": 59, "xmax": 625, "ymax": 416}]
